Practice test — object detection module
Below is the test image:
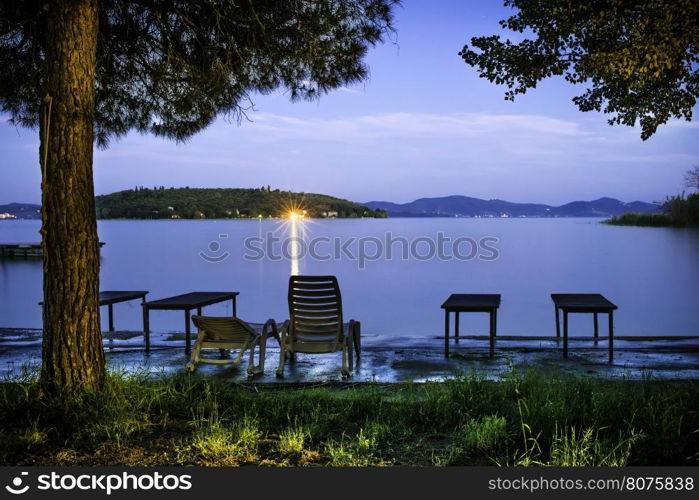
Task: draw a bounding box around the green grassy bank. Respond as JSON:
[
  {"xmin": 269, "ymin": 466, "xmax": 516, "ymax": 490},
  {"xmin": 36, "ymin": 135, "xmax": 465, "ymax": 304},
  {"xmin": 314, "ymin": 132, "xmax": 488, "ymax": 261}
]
[
  {"xmin": 1, "ymin": 369, "xmax": 697, "ymax": 466},
  {"xmin": 605, "ymin": 193, "xmax": 699, "ymax": 227}
]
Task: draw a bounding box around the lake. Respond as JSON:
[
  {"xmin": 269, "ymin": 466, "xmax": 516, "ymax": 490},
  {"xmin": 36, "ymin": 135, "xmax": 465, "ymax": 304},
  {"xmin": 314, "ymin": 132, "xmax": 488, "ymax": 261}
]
[{"xmin": 1, "ymin": 218, "xmax": 698, "ymax": 340}]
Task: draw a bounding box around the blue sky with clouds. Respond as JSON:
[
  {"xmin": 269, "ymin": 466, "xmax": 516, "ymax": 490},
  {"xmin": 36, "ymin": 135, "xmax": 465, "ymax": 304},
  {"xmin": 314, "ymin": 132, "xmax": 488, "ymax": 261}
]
[{"xmin": 1, "ymin": 0, "xmax": 697, "ymax": 205}]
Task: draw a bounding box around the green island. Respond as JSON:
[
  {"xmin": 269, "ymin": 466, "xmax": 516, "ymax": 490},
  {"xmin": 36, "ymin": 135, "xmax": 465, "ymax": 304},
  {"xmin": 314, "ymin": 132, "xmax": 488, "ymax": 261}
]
[
  {"xmin": 95, "ymin": 187, "xmax": 387, "ymax": 219},
  {"xmin": 1, "ymin": 369, "xmax": 696, "ymax": 466},
  {"xmin": 604, "ymin": 193, "xmax": 699, "ymax": 228}
]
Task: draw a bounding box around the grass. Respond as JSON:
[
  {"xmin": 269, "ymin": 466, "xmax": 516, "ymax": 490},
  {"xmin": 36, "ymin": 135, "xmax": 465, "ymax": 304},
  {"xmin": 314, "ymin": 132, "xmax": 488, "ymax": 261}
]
[
  {"xmin": 0, "ymin": 368, "xmax": 697, "ymax": 466},
  {"xmin": 189, "ymin": 416, "xmax": 261, "ymax": 465},
  {"xmin": 278, "ymin": 425, "xmax": 311, "ymax": 455}
]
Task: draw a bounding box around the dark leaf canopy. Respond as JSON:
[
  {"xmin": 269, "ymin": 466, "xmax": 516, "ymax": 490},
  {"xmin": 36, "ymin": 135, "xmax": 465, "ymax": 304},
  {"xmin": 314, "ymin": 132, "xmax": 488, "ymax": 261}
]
[
  {"xmin": 0, "ymin": 0, "xmax": 397, "ymax": 146},
  {"xmin": 460, "ymin": 0, "xmax": 699, "ymax": 140}
]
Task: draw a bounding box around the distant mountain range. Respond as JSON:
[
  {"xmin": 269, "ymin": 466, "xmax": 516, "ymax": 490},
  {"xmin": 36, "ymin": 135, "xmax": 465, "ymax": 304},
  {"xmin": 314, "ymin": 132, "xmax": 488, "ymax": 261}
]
[
  {"xmin": 365, "ymin": 196, "xmax": 661, "ymax": 218},
  {"xmin": 0, "ymin": 203, "xmax": 41, "ymax": 219},
  {"xmin": 2, "ymin": 195, "xmax": 662, "ymax": 220}
]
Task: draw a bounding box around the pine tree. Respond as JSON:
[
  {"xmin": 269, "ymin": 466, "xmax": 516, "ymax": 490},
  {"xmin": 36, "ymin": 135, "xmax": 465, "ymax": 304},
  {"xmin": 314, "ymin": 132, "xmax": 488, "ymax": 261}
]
[{"xmin": 0, "ymin": 0, "xmax": 397, "ymax": 393}]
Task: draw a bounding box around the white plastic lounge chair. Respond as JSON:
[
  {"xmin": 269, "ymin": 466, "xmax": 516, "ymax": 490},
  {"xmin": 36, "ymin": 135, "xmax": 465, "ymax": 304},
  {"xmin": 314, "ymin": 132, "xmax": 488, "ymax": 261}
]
[
  {"xmin": 186, "ymin": 316, "xmax": 278, "ymax": 376},
  {"xmin": 276, "ymin": 275, "xmax": 361, "ymax": 378}
]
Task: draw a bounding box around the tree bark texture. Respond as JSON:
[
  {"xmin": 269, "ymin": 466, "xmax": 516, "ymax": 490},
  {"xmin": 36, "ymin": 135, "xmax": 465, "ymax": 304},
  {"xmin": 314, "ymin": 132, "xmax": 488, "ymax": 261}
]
[{"xmin": 39, "ymin": 0, "xmax": 105, "ymax": 393}]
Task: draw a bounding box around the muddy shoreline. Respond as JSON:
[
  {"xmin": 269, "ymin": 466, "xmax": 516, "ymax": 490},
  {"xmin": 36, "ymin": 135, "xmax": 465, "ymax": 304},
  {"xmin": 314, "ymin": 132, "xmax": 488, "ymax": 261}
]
[{"xmin": 2, "ymin": 328, "xmax": 698, "ymax": 382}]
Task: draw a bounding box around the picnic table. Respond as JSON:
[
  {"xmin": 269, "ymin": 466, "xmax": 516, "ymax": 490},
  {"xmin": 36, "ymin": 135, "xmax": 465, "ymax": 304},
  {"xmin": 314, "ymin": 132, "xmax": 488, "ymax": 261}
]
[
  {"xmin": 551, "ymin": 293, "xmax": 618, "ymax": 362},
  {"xmin": 441, "ymin": 294, "xmax": 501, "ymax": 358},
  {"xmin": 40, "ymin": 290, "xmax": 148, "ymax": 333},
  {"xmin": 100, "ymin": 291, "xmax": 149, "ymax": 332},
  {"xmin": 142, "ymin": 292, "xmax": 239, "ymax": 352}
]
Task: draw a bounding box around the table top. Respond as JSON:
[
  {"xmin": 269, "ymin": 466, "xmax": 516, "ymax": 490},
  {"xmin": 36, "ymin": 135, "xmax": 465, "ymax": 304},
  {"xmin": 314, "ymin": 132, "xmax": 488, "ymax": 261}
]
[
  {"xmin": 551, "ymin": 293, "xmax": 617, "ymax": 311},
  {"xmin": 143, "ymin": 292, "xmax": 239, "ymax": 310},
  {"xmin": 40, "ymin": 290, "xmax": 148, "ymax": 307},
  {"xmin": 99, "ymin": 291, "xmax": 149, "ymax": 305},
  {"xmin": 441, "ymin": 294, "xmax": 501, "ymax": 311}
]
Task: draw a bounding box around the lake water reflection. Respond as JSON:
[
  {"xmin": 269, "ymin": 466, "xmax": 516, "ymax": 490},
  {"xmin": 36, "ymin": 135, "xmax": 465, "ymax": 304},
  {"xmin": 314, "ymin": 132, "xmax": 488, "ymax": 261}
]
[{"xmin": 1, "ymin": 218, "xmax": 697, "ymax": 339}]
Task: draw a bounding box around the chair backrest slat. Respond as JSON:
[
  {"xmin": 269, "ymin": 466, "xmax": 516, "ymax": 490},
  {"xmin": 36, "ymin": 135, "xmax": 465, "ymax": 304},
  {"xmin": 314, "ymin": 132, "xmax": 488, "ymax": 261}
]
[
  {"xmin": 288, "ymin": 275, "xmax": 343, "ymax": 342},
  {"xmin": 290, "ymin": 290, "xmax": 339, "ymax": 299},
  {"xmin": 192, "ymin": 316, "xmax": 255, "ymax": 342},
  {"xmin": 291, "ymin": 303, "xmax": 340, "ymax": 312},
  {"xmin": 288, "ymin": 296, "xmax": 340, "ymax": 305}
]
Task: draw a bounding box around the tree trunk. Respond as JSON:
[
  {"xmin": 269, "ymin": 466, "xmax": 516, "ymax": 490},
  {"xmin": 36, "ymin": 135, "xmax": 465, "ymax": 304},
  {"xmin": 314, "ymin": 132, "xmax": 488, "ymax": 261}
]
[{"xmin": 39, "ymin": 0, "xmax": 104, "ymax": 393}]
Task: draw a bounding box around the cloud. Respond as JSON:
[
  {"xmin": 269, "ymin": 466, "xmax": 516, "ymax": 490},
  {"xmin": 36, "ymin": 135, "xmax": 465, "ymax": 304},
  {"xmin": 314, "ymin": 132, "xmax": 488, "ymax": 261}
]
[
  {"xmin": 94, "ymin": 111, "xmax": 602, "ymax": 178},
  {"xmin": 664, "ymin": 119, "xmax": 699, "ymax": 129},
  {"xmin": 93, "ymin": 110, "xmax": 692, "ymax": 177},
  {"xmin": 66, "ymin": 109, "xmax": 697, "ymax": 204},
  {"xmin": 248, "ymin": 111, "xmax": 592, "ymax": 142},
  {"xmin": 337, "ymin": 86, "xmax": 363, "ymax": 95}
]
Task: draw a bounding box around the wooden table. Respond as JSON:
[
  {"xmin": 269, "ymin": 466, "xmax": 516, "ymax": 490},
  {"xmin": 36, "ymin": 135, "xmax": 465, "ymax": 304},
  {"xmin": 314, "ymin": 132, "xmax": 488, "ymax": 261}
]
[
  {"xmin": 441, "ymin": 294, "xmax": 501, "ymax": 357},
  {"xmin": 142, "ymin": 292, "xmax": 239, "ymax": 352},
  {"xmin": 99, "ymin": 291, "xmax": 149, "ymax": 332},
  {"xmin": 551, "ymin": 293, "xmax": 618, "ymax": 362},
  {"xmin": 40, "ymin": 290, "xmax": 148, "ymax": 333}
]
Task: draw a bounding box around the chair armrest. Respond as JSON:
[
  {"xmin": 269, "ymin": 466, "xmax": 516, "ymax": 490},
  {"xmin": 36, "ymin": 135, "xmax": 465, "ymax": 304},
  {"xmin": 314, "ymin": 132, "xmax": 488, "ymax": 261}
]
[
  {"xmin": 279, "ymin": 320, "xmax": 290, "ymax": 344},
  {"xmin": 261, "ymin": 318, "xmax": 281, "ymax": 346}
]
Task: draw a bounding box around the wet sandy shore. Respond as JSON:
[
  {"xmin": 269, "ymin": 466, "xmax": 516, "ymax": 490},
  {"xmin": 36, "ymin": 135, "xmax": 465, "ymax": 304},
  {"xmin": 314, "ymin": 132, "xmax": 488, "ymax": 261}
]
[{"xmin": 1, "ymin": 327, "xmax": 698, "ymax": 382}]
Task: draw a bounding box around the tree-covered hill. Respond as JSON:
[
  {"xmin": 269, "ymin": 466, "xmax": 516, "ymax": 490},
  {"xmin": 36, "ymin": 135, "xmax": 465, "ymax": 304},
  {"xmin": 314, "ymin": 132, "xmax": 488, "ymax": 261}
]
[{"xmin": 95, "ymin": 187, "xmax": 387, "ymax": 219}]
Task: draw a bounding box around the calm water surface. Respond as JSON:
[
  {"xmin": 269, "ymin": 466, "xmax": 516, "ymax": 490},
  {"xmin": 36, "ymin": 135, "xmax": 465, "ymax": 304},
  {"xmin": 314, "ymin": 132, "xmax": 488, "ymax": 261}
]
[{"xmin": 1, "ymin": 218, "xmax": 698, "ymax": 338}]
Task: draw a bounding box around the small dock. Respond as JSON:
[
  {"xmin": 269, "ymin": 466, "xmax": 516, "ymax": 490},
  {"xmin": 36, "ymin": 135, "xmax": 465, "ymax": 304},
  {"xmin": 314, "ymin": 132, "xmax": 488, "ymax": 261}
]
[{"xmin": 0, "ymin": 242, "xmax": 105, "ymax": 258}]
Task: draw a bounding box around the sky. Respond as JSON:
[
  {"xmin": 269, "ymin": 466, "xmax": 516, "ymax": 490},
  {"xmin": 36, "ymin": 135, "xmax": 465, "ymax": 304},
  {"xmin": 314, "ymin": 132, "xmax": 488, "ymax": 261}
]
[{"xmin": 1, "ymin": 0, "xmax": 697, "ymax": 206}]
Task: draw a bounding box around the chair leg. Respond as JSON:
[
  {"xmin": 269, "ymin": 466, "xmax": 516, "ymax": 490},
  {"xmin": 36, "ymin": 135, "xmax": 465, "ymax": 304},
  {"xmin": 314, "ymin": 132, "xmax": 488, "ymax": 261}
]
[
  {"xmin": 232, "ymin": 344, "xmax": 247, "ymax": 365},
  {"xmin": 341, "ymin": 344, "xmax": 349, "ymax": 378},
  {"xmin": 276, "ymin": 347, "xmax": 286, "ymax": 377},
  {"xmin": 352, "ymin": 321, "xmax": 361, "ymax": 360},
  {"xmin": 186, "ymin": 334, "xmax": 204, "ymax": 373},
  {"xmin": 257, "ymin": 336, "xmax": 266, "ymax": 374},
  {"xmin": 254, "ymin": 321, "xmax": 274, "ymax": 376},
  {"xmin": 347, "ymin": 337, "xmax": 354, "ymax": 372},
  {"xmin": 276, "ymin": 332, "xmax": 287, "ymax": 378},
  {"xmin": 246, "ymin": 343, "xmax": 256, "ymax": 376}
]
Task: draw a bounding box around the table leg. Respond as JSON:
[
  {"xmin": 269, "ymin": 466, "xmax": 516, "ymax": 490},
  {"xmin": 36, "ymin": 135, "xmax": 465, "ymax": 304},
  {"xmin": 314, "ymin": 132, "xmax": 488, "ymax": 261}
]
[
  {"xmin": 563, "ymin": 310, "xmax": 568, "ymax": 359},
  {"xmin": 593, "ymin": 312, "xmax": 599, "ymax": 340},
  {"xmin": 108, "ymin": 303, "xmax": 114, "ymax": 332},
  {"xmin": 555, "ymin": 305, "xmax": 560, "ymax": 339},
  {"xmin": 143, "ymin": 306, "xmax": 150, "ymax": 353},
  {"xmin": 608, "ymin": 311, "xmax": 614, "ymax": 363},
  {"xmin": 455, "ymin": 312, "xmax": 459, "ymax": 339},
  {"xmin": 232, "ymin": 296, "xmax": 237, "ymax": 317},
  {"xmin": 489, "ymin": 311, "xmax": 495, "ymax": 358},
  {"xmin": 444, "ymin": 310, "xmax": 449, "ymax": 357},
  {"xmin": 185, "ymin": 309, "xmax": 191, "ymax": 354},
  {"xmin": 494, "ymin": 309, "xmax": 497, "ymax": 338}
]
